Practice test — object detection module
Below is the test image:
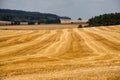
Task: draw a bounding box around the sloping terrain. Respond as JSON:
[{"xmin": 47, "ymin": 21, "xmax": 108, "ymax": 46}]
[
  {"xmin": 61, "ymin": 20, "xmax": 87, "ymax": 24},
  {"xmin": 0, "ymin": 25, "xmax": 120, "ymax": 80},
  {"xmin": 0, "ymin": 24, "xmax": 78, "ymax": 30}
]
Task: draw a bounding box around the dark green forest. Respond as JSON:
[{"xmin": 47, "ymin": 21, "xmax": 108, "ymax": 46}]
[
  {"xmin": 88, "ymin": 13, "xmax": 120, "ymax": 26},
  {"xmin": 60, "ymin": 16, "xmax": 71, "ymax": 20},
  {"xmin": 0, "ymin": 9, "xmax": 61, "ymax": 25}
]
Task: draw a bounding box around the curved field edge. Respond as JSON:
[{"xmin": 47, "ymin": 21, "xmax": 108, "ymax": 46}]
[{"xmin": 0, "ymin": 25, "xmax": 120, "ymax": 80}]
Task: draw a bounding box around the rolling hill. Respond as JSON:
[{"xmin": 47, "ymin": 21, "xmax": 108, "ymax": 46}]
[
  {"xmin": 0, "ymin": 25, "xmax": 120, "ymax": 80},
  {"xmin": 0, "ymin": 9, "xmax": 61, "ymax": 24}
]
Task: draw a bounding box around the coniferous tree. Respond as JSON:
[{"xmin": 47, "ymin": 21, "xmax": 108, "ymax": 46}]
[{"xmin": 88, "ymin": 13, "xmax": 120, "ymax": 26}]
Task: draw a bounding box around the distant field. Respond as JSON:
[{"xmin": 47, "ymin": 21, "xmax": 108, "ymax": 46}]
[
  {"xmin": 0, "ymin": 24, "xmax": 78, "ymax": 30},
  {"xmin": 0, "ymin": 25, "xmax": 120, "ymax": 80},
  {"xmin": 0, "ymin": 21, "xmax": 11, "ymax": 26},
  {"xmin": 61, "ymin": 20, "xmax": 88, "ymax": 24}
]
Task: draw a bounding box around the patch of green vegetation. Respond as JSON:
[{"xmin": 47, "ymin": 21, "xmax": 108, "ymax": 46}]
[
  {"xmin": 0, "ymin": 9, "xmax": 61, "ymax": 25},
  {"xmin": 88, "ymin": 13, "xmax": 120, "ymax": 26}
]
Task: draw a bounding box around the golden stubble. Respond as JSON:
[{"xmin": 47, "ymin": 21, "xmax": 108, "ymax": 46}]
[{"xmin": 0, "ymin": 25, "xmax": 120, "ymax": 80}]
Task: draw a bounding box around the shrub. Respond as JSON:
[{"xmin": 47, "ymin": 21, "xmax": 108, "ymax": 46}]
[
  {"xmin": 78, "ymin": 25, "xmax": 82, "ymax": 28},
  {"xmin": 28, "ymin": 21, "xmax": 36, "ymax": 25},
  {"xmin": 11, "ymin": 21, "xmax": 20, "ymax": 25}
]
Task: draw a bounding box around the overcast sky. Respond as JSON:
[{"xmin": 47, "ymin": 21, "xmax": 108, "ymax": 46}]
[{"xmin": 0, "ymin": 0, "xmax": 120, "ymax": 19}]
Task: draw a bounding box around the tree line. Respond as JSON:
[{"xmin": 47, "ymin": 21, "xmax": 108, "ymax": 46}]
[
  {"xmin": 88, "ymin": 13, "xmax": 120, "ymax": 26},
  {"xmin": 60, "ymin": 16, "xmax": 71, "ymax": 20},
  {"xmin": 0, "ymin": 9, "xmax": 61, "ymax": 25}
]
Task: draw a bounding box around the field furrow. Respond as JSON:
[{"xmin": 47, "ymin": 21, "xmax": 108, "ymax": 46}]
[{"xmin": 0, "ymin": 25, "xmax": 120, "ymax": 80}]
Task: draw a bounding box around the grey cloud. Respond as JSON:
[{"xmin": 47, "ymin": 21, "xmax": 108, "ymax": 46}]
[{"xmin": 0, "ymin": 0, "xmax": 120, "ymax": 19}]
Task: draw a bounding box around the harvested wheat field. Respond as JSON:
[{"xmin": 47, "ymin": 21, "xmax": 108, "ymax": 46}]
[
  {"xmin": 0, "ymin": 25, "xmax": 120, "ymax": 80},
  {"xmin": 0, "ymin": 24, "xmax": 78, "ymax": 30}
]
